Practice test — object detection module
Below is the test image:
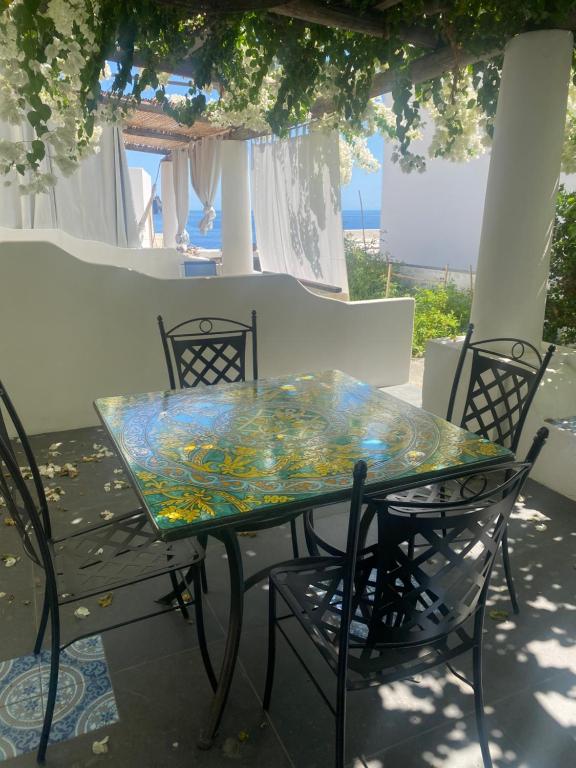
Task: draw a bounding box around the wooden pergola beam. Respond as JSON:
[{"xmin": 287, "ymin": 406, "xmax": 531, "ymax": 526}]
[
  {"xmin": 272, "ymin": 1, "xmax": 438, "ymax": 47},
  {"xmin": 368, "ymin": 45, "xmax": 501, "ymax": 99}
]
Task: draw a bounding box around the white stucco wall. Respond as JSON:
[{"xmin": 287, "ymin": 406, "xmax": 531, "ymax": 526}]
[
  {"xmin": 422, "ymin": 338, "xmax": 576, "ymax": 500},
  {"xmin": 380, "ymin": 112, "xmax": 491, "ymax": 270},
  {"xmin": 0, "ymin": 235, "xmax": 414, "ymax": 434},
  {"xmin": 0, "ymin": 227, "xmax": 219, "ymax": 280}
]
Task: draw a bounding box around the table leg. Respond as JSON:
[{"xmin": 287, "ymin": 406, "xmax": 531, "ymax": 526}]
[{"xmin": 197, "ymin": 530, "xmax": 244, "ymax": 749}]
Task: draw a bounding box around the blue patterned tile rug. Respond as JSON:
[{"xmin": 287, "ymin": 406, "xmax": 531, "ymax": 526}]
[{"xmin": 0, "ymin": 636, "xmax": 118, "ymax": 761}]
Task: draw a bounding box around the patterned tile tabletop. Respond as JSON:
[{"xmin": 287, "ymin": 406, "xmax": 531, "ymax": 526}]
[
  {"xmin": 95, "ymin": 370, "xmax": 512, "ymax": 539},
  {"xmin": 0, "ymin": 636, "xmax": 118, "ymax": 761}
]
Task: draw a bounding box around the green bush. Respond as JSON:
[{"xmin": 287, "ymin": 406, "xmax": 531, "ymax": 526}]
[
  {"xmin": 411, "ymin": 287, "xmax": 461, "ymax": 356},
  {"xmin": 545, "ymin": 185, "xmax": 576, "ymax": 345},
  {"xmin": 345, "ymin": 239, "xmax": 472, "ymax": 356},
  {"xmin": 345, "ymin": 240, "xmax": 390, "ymax": 301}
]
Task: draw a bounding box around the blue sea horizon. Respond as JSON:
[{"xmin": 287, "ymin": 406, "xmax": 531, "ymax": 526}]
[{"xmin": 153, "ymin": 209, "xmax": 380, "ymax": 249}]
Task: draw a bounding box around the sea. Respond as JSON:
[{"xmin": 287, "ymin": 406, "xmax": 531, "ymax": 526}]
[{"xmin": 152, "ymin": 209, "xmax": 380, "ymax": 249}]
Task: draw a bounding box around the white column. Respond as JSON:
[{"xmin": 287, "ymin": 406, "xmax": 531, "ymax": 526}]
[
  {"xmin": 160, "ymin": 158, "xmax": 177, "ymax": 249},
  {"xmin": 221, "ymin": 140, "xmax": 253, "ymax": 275},
  {"xmin": 471, "ymin": 30, "xmax": 573, "ymax": 344}
]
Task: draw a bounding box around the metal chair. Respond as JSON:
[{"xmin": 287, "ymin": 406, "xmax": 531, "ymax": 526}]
[
  {"xmin": 157, "ymin": 310, "xmax": 300, "ymax": 571},
  {"xmin": 444, "ymin": 323, "xmax": 555, "ymax": 612},
  {"xmin": 0, "ymin": 377, "xmax": 142, "ymax": 541},
  {"xmin": 264, "ymin": 429, "xmax": 548, "ymax": 768},
  {"xmin": 0, "ymin": 431, "xmax": 216, "ymax": 764},
  {"xmin": 157, "ymin": 311, "xmax": 258, "ymax": 390},
  {"xmin": 305, "ymin": 325, "xmax": 555, "ymax": 612}
]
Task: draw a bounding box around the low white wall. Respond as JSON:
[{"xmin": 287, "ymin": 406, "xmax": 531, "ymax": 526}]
[
  {"xmin": 0, "ymin": 236, "xmax": 414, "ymax": 434},
  {"xmin": 423, "ymin": 338, "xmax": 576, "ymax": 500},
  {"xmin": 0, "ymin": 226, "xmax": 185, "ymax": 279}
]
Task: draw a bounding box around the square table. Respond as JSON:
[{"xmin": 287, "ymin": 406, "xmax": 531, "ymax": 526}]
[{"xmin": 95, "ymin": 369, "xmax": 512, "ymax": 745}]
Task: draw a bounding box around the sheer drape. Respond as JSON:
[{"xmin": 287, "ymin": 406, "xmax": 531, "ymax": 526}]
[
  {"xmin": 189, "ymin": 137, "xmax": 222, "ymax": 234},
  {"xmin": 251, "ymin": 130, "xmax": 348, "ymax": 293},
  {"xmin": 0, "ymin": 123, "xmax": 139, "ymax": 247}
]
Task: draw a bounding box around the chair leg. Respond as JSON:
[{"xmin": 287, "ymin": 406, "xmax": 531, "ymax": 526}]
[
  {"xmin": 192, "ymin": 568, "xmax": 218, "ymax": 692},
  {"xmin": 34, "ymin": 583, "xmax": 50, "ymax": 655},
  {"xmin": 198, "ymin": 535, "xmax": 209, "ymax": 594},
  {"xmin": 170, "ymin": 569, "xmax": 190, "ymax": 622},
  {"xmin": 502, "ymin": 529, "xmax": 519, "ymax": 614},
  {"xmin": 335, "ymin": 663, "xmax": 347, "ymax": 768},
  {"xmin": 303, "ymin": 510, "xmax": 320, "ymax": 556},
  {"xmin": 290, "ymin": 518, "xmax": 299, "ymax": 558},
  {"xmin": 262, "ymin": 582, "xmax": 277, "ymax": 711},
  {"xmin": 472, "ymin": 643, "xmax": 493, "ymax": 768},
  {"xmin": 37, "ymin": 604, "xmax": 60, "ymax": 763}
]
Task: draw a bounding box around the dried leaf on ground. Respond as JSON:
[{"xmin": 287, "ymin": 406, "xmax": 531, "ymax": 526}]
[
  {"xmin": 48, "ymin": 442, "xmax": 63, "ymax": 452},
  {"xmin": 19, "ymin": 466, "xmax": 33, "ymax": 480},
  {"xmin": 113, "ymin": 468, "xmax": 123, "ymax": 475},
  {"xmin": 0, "ymin": 496, "xmax": 5, "ymax": 507},
  {"xmin": 74, "ymin": 606, "xmax": 90, "ymax": 619},
  {"xmin": 97, "ymin": 593, "xmax": 113, "ymax": 608},
  {"xmin": 92, "ymin": 736, "xmax": 109, "ymax": 755},
  {"xmin": 100, "ymin": 510, "xmax": 114, "ymax": 521},
  {"xmin": 2, "ymin": 554, "xmax": 19, "ymax": 568},
  {"xmin": 3, "ymin": 516, "xmax": 16, "ymax": 527},
  {"xmin": 60, "ymin": 463, "xmax": 79, "ymax": 479},
  {"xmin": 221, "ymin": 737, "xmax": 240, "ymax": 759},
  {"xmin": 0, "ymin": 592, "xmax": 6, "ymax": 599},
  {"xmin": 489, "ymin": 609, "xmax": 510, "ymax": 622},
  {"xmin": 38, "ymin": 463, "xmax": 61, "ymax": 479},
  {"xmin": 237, "ymin": 730, "xmax": 249, "ymax": 743},
  {"xmin": 45, "ymin": 486, "xmax": 65, "ymax": 502},
  {"xmin": 238, "ymin": 531, "xmax": 257, "ymax": 537}
]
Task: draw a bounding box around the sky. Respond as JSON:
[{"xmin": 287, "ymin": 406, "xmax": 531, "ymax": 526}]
[{"xmin": 127, "ymin": 133, "xmax": 385, "ymax": 212}]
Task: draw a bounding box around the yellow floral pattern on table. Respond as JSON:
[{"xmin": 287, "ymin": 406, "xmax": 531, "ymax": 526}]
[{"xmin": 95, "ymin": 370, "xmax": 512, "ymax": 539}]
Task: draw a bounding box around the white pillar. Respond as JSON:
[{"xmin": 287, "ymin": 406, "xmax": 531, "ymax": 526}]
[
  {"xmin": 160, "ymin": 158, "xmax": 177, "ymax": 249},
  {"xmin": 221, "ymin": 140, "xmax": 253, "ymax": 275},
  {"xmin": 471, "ymin": 30, "xmax": 573, "ymax": 344}
]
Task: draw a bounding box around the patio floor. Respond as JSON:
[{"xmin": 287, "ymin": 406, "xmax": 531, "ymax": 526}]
[{"xmin": 1, "ymin": 419, "xmax": 575, "ymax": 768}]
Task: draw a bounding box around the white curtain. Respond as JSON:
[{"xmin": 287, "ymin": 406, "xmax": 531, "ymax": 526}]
[
  {"xmin": 0, "ymin": 123, "xmax": 139, "ymax": 247},
  {"xmin": 171, "ymin": 148, "xmax": 189, "ymax": 249},
  {"xmin": 251, "ymin": 130, "xmax": 349, "ymax": 293},
  {"xmin": 189, "ymin": 136, "xmax": 222, "ymax": 234}
]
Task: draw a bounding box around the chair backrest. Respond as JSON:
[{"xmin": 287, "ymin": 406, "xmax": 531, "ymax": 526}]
[
  {"xmin": 0, "ymin": 380, "xmax": 51, "ymax": 536},
  {"xmin": 338, "ymin": 429, "xmax": 548, "ymax": 653},
  {"xmin": 0, "ymin": 430, "xmax": 54, "ymax": 572},
  {"xmin": 157, "ymin": 311, "xmax": 258, "ymax": 390},
  {"xmin": 446, "ymin": 323, "xmax": 555, "ymax": 452}
]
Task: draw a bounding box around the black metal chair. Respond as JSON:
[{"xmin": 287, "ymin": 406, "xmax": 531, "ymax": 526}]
[
  {"xmin": 0, "ymin": 430, "xmax": 216, "ymax": 764},
  {"xmin": 445, "ymin": 323, "xmax": 555, "ymax": 612},
  {"xmin": 157, "ymin": 310, "xmax": 300, "ymax": 567},
  {"xmin": 305, "ymin": 325, "xmax": 555, "ymax": 612},
  {"xmin": 157, "ymin": 311, "xmax": 258, "ymax": 390},
  {"xmin": 0, "ymin": 378, "xmax": 142, "ymax": 542},
  {"xmin": 264, "ymin": 429, "xmax": 548, "ymax": 768}
]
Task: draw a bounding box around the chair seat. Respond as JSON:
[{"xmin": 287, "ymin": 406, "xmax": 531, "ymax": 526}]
[
  {"xmin": 52, "ymin": 513, "xmax": 202, "ymax": 600},
  {"xmin": 271, "ymin": 555, "xmax": 475, "ymax": 690}
]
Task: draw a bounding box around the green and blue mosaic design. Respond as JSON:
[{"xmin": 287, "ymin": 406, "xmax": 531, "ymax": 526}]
[{"xmin": 96, "ymin": 370, "xmax": 511, "ymax": 537}]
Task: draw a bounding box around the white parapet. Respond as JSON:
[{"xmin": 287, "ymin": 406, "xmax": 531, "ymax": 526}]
[
  {"xmin": 0, "ymin": 235, "xmax": 414, "ymax": 433},
  {"xmin": 471, "ymin": 30, "xmax": 573, "ymax": 345},
  {"xmin": 221, "ymin": 140, "xmax": 253, "ymax": 275}
]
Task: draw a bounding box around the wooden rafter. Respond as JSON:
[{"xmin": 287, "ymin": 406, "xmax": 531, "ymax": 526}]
[{"xmin": 272, "ymin": 1, "xmax": 438, "ymax": 47}]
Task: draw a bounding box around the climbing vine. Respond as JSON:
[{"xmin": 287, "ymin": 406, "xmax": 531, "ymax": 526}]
[{"xmin": 2, "ymin": 0, "xmax": 576, "ymax": 187}]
